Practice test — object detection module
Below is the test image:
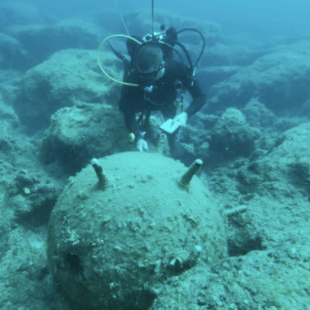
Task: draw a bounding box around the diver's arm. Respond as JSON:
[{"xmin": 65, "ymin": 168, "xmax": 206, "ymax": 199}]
[
  {"xmin": 118, "ymin": 89, "xmax": 142, "ymax": 141},
  {"xmin": 120, "ymin": 104, "xmax": 148, "ymax": 151},
  {"xmin": 119, "ymin": 103, "xmax": 140, "ymax": 138},
  {"xmin": 185, "ymin": 77, "xmax": 207, "ymax": 117}
]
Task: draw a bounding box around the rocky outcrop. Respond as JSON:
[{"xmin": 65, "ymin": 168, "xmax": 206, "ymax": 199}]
[
  {"xmin": 209, "ymin": 108, "xmax": 258, "ymax": 158},
  {"xmin": 40, "ymin": 103, "xmax": 132, "ymax": 174},
  {"xmin": 13, "ymin": 49, "xmax": 122, "ymax": 133},
  {"xmin": 0, "ymin": 2, "xmax": 45, "ymax": 31},
  {"xmin": 208, "ymin": 40, "xmax": 310, "ymax": 115},
  {"xmin": 7, "ymin": 19, "xmax": 104, "ymax": 67},
  {"xmin": 0, "ymin": 33, "xmax": 27, "ymax": 70}
]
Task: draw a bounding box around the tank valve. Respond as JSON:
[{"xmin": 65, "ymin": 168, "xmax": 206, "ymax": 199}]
[
  {"xmin": 178, "ymin": 159, "xmax": 203, "ymax": 188},
  {"xmin": 91, "ymin": 158, "xmax": 109, "ymax": 189}
]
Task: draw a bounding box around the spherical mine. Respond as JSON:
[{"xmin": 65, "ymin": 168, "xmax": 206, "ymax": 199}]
[{"xmin": 47, "ymin": 152, "xmax": 227, "ymax": 310}]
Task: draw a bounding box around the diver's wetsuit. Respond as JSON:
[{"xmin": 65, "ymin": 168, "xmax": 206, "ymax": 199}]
[{"xmin": 119, "ymin": 58, "xmax": 207, "ymax": 138}]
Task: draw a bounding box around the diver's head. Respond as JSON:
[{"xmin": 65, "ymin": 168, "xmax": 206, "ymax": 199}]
[{"xmin": 135, "ymin": 44, "xmax": 165, "ymax": 83}]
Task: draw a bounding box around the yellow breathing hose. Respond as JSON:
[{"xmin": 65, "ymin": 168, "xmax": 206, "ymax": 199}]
[{"xmin": 97, "ymin": 34, "xmax": 142, "ymax": 87}]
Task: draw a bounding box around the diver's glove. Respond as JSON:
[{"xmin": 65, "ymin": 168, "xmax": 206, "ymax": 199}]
[
  {"xmin": 174, "ymin": 112, "xmax": 188, "ymax": 127},
  {"xmin": 137, "ymin": 139, "xmax": 148, "ymax": 152}
]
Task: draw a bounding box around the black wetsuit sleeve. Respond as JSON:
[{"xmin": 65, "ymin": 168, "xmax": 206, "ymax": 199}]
[
  {"xmin": 185, "ymin": 77, "xmax": 207, "ymax": 118},
  {"xmin": 118, "ymin": 87, "xmax": 141, "ymax": 138}
]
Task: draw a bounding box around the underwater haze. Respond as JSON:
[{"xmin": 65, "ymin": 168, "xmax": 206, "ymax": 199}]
[
  {"xmin": 1, "ymin": 0, "xmax": 310, "ymax": 309},
  {"xmin": 28, "ymin": 0, "xmax": 310, "ymax": 40}
]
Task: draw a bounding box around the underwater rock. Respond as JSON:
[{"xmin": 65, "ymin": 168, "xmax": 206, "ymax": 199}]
[
  {"xmin": 197, "ymin": 65, "xmax": 241, "ymax": 94},
  {"xmin": 0, "ymin": 2, "xmax": 45, "ymax": 31},
  {"xmin": 227, "ymin": 120, "xmax": 310, "ymax": 198},
  {"xmin": 263, "ymin": 121, "xmax": 310, "ymax": 195},
  {"xmin": 0, "ymin": 93, "xmax": 19, "ymax": 128},
  {"xmin": 13, "ymin": 49, "xmax": 122, "ymax": 133},
  {"xmin": 0, "ymin": 33, "xmax": 27, "ymax": 70},
  {"xmin": 208, "ymin": 40, "xmax": 310, "ymax": 114},
  {"xmin": 41, "ymin": 103, "xmax": 131, "ymax": 174},
  {"xmin": 210, "ymin": 108, "xmax": 258, "ymax": 158},
  {"xmin": 7, "ymin": 19, "xmax": 104, "ymax": 66},
  {"xmin": 243, "ymin": 98, "xmax": 278, "ymax": 128},
  {"xmin": 47, "ymin": 152, "xmax": 227, "ymax": 310},
  {"xmin": 201, "ymin": 43, "xmax": 266, "ymax": 67},
  {"xmin": 300, "ymin": 98, "xmax": 310, "ymax": 118},
  {"xmin": 0, "ymin": 69, "xmax": 22, "ymax": 104}
]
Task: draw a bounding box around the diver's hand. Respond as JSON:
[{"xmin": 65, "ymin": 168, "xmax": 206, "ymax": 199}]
[
  {"xmin": 174, "ymin": 112, "xmax": 188, "ymax": 127},
  {"xmin": 137, "ymin": 139, "xmax": 148, "ymax": 152}
]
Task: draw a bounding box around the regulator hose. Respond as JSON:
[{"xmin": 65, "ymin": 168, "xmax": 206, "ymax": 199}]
[{"xmin": 97, "ymin": 34, "xmax": 142, "ymax": 87}]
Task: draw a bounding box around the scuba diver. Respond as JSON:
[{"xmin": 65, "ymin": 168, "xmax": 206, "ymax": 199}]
[
  {"xmin": 98, "ymin": 16, "xmax": 207, "ymax": 154},
  {"xmin": 117, "ymin": 27, "xmax": 207, "ymax": 153}
]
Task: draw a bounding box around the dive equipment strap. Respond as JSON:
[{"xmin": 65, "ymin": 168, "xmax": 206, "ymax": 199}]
[{"xmin": 173, "ymin": 79, "xmax": 184, "ymax": 109}]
